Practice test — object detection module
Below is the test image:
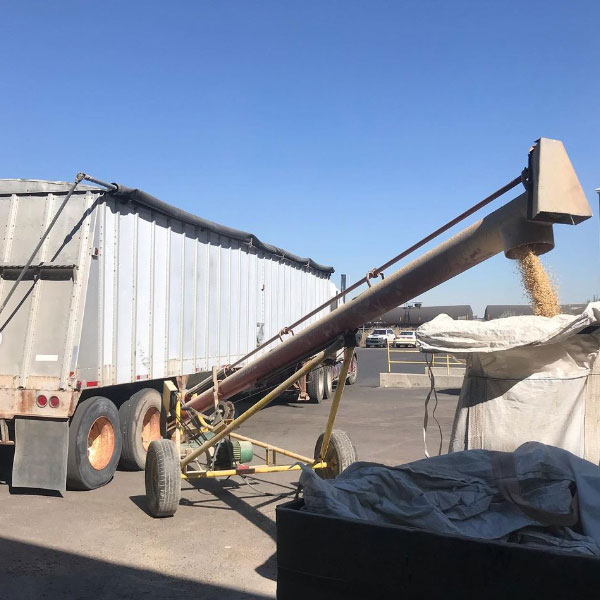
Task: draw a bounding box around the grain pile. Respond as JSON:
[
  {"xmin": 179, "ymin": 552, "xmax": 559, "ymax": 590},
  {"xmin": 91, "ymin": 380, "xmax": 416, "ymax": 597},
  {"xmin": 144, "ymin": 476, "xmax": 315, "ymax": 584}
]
[{"xmin": 515, "ymin": 246, "xmax": 560, "ymax": 317}]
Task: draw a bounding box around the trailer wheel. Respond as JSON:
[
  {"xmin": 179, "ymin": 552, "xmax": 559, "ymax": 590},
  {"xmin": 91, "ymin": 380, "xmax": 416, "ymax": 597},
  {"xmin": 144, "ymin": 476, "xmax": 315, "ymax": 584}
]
[
  {"xmin": 323, "ymin": 366, "xmax": 333, "ymax": 399},
  {"xmin": 67, "ymin": 396, "xmax": 122, "ymax": 490},
  {"xmin": 145, "ymin": 439, "xmax": 181, "ymax": 518},
  {"xmin": 314, "ymin": 430, "xmax": 356, "ymax": 479},
  {"xmin": 346, "ymin": 353, "xmax": 358, "ymax": 385},
  {"xmin": 307, "ymin": 367, "xmax": 324, "ymax": 403},
  {"xmin": 119, "ymin": 388, "xmax": 162, "ymax": 470}
]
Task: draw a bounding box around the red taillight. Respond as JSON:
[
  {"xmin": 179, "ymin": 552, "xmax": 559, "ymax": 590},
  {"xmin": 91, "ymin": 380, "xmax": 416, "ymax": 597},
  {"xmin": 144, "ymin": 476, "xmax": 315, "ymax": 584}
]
[
  {"xmin": 36, "ymin": 395, "xmax": 48, "ymax": 408},
  {"xmin": 49, "ymin": 396, "xmax": 60, "ymax": 408}
]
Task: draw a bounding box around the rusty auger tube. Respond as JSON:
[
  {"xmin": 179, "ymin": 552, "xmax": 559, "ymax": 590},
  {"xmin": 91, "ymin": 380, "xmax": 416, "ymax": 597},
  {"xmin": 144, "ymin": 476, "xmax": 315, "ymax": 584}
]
[{"xmin": 184, "ymin": 192, "xmax": 554, "ymax": 413}]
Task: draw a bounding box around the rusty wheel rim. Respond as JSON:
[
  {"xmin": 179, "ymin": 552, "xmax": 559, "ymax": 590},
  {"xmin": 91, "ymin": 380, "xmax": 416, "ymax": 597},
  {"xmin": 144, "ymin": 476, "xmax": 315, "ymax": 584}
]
[
  {"xmin": 87, "ymin": 417, "xmax": 115, "ymax": 471},
  {"xmin": 325, "ymin": 447, "xmax": 339, "ymax": 478},
  {"xmin": 142, "ymin": 407, "xmax": 161, "ymax": 451},
  {"xmin": 319, "ymin": 443, "xmax": 340, "ymax": 479}
]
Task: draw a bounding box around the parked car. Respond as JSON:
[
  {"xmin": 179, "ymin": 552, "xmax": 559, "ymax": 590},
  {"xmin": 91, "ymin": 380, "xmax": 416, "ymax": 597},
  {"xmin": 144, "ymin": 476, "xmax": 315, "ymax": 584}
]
[
  {"xmin": 365, "ymin": 328, "xmax": 395, "ymax": 348},
  {"xmin": 393, "ymin": 330, "xmax": 417, "ymax": 347}
]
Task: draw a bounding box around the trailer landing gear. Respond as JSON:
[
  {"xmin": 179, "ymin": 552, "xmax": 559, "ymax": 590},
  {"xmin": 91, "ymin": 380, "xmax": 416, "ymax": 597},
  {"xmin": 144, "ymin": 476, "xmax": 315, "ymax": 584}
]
[{"xmin": 144, "ymin": 340, "xmax": 357, "ymax": 518}]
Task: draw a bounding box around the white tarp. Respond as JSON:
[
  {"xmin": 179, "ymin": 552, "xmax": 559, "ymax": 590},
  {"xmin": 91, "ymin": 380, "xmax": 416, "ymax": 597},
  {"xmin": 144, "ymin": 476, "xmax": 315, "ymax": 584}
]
[
  {"xmin": 300, "ymin": 442, "xmax": 600, "ymax": 556},
  {"xmin": 416, "ymin": 303, "xmax": 600, "ymax": 460}
]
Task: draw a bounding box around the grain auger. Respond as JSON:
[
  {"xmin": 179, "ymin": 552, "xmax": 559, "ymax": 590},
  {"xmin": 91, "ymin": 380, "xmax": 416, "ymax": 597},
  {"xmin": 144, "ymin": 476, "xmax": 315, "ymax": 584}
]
[{"xmin": 145, "ymin": 138, "xmax": 591, "ymax": 517}]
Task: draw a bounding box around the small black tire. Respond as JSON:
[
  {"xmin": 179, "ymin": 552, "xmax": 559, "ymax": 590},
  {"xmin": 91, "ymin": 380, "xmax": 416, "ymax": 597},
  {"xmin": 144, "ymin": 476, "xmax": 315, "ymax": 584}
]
[
  {"xmin": 67, "ymin": 396, "xmax": 122, "ymax": 491},
  {"xmin": 313, "ymin": 430, "xmax": 357, "ymax": 479},
  {"xmin": 346, "ymin": 353, "xmax": 358, "ymax": 385},
  {"xmin": 119, "ymin": 388, "xmax": 162, "ymax": 471},
  {"xmin": 145, "ymin": 439, "xmax": 181, "ymax": 518},
  {"xmin": 323, "ymin": 366, "xmax": 333, "ymax": 399},
  {"xmin": 307, "ymin": 367, "xmax": 324, "ymax": 403}
]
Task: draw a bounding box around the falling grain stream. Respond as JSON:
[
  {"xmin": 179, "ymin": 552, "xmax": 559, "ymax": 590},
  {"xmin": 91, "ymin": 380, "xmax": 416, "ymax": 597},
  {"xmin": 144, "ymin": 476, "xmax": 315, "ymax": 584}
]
[{"xmin": 515, "ymin": 247, "xmax": 560, "ymax": 317}]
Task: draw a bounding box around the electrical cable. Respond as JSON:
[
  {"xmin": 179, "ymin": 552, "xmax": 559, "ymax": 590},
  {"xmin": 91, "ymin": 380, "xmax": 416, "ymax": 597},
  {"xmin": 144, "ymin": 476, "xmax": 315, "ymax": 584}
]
[
  {"xmin": 235, "ymin": 474, "xmax": 297, "ymax": 497},
  {"xmin": 423, "ymin": 354, "xmax": 444, "ymax": 458}
]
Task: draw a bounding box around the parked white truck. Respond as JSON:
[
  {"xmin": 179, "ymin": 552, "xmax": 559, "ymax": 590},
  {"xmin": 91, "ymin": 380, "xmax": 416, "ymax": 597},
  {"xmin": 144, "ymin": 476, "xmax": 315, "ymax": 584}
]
[{"xmin": 0, "ymin": 176, "xmax": 339, "ymax": 491}]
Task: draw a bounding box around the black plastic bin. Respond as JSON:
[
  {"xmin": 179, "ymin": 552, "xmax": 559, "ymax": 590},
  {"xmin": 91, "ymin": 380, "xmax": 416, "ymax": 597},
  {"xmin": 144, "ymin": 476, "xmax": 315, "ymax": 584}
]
[{"xmin": 276, "ymin": 499, "xmax": 600, "ymax": 600}]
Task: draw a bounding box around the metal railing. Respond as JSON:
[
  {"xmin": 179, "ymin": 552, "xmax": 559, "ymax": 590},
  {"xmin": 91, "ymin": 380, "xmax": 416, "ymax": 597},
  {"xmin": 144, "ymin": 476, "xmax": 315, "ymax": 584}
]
[{"xmin": 386, "ymin": 342, "xmax": 465, "ymax": 375}]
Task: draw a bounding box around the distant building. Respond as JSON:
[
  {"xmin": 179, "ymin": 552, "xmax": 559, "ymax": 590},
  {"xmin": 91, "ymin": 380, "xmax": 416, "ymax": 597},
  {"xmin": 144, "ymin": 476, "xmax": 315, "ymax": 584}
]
[
  {"xmin": 377, "ymin": 305, "xmax": 473, "ymax": 327},
  {"xmin": 484, "ymin": 304, "xmax": 588, "ymax": 320},
  {"xmin": 483, "ymin": 305, "xmax": 534, "ymax": 320}
]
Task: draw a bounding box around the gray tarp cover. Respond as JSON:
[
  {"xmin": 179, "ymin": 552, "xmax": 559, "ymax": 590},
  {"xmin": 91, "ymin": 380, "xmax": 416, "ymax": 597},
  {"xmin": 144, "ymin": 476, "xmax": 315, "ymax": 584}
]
[{"xmin": 300, "ymin": 442, "xmax": 600, "ymax": 556}]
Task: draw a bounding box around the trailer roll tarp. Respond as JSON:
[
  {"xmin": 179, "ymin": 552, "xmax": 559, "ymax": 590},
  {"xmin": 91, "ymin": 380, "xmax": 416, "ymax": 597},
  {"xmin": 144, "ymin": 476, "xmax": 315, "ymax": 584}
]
[{"xmin": 110, "ymin": 184, "xmax": 334, "ymax": 275}]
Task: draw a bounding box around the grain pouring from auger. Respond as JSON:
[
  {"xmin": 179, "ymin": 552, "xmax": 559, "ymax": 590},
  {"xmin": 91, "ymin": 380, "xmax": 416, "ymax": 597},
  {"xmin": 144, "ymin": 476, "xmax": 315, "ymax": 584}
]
[{"xmin": 515, "ymin": 246, "xmax": 560, "ymax": 317}]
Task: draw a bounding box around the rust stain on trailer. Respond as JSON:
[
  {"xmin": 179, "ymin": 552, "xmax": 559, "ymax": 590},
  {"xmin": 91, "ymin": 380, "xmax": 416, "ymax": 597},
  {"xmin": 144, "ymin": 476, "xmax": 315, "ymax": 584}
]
[
  {"xmin": 18, "ymin": 390, "xmax": 36, "ymax": 413},
  {"xmin": 68, "ymin": 392, "xmax": 79, "ymax": 416},
  {"xmin": 176, "ymin": 375, "xmax": 189, "ymax": 391},
  {"xmin": 0, "ymin": 388, "xmax": 77, "ymax": 419}
]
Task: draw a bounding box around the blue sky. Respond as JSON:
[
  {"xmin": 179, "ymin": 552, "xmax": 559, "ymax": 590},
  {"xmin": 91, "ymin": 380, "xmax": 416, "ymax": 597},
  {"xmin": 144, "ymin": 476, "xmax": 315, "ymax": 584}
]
[{"xmin": 1, "ymin": 1, "xmax": 598, "ymax": 316}]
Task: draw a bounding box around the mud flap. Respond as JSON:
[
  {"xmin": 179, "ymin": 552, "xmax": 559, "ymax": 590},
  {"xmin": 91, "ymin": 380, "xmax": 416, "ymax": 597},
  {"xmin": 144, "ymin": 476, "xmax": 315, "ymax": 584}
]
[{"xmin": 12, "ymin": 418, "xmax": 69, "ymax": 491}]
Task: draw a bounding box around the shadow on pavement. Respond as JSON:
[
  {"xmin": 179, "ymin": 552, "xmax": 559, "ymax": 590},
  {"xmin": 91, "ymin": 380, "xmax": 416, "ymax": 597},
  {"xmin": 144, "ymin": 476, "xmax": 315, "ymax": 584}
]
[
  {"xmin": 436, "ymin": 388, "xmax": 461, "ymax": 396},
  {"xmin": 133, "ymin": 477, "xmax": 284, "ymax": 541},
  {"xmin": 0, "ymin": 535, "xmax": 271, "ymax": 599},
  {"xmin": 131, "ymin": 475, "xmax": 297, "ymax": 584},
  {"xmin": 255, "ymin": 551, "xmax": 278, "ymax": 582},
  {"xmin": 129, "ymin": 493, "xmax": 155, "ymax": 517},
  {"xmin": 234, "ymin": 390, "xmax": 314, "ymax": 413},
  {"xmin": 181, "ymin": 477, "xmax": 289, "ymax": 583}
]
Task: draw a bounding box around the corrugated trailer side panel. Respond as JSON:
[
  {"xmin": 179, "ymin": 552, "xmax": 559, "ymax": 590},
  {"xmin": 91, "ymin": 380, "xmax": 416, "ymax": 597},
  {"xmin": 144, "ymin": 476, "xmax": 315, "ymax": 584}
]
[
  {"xmin": 134, "ymin": 208, "xmax": 153, "ymax": 378},
  {"xmin": 83, "ymin": 198, "xmax": 335, "ymax": 386},
  {"xmin": 0, "ymin": 188, "xmax": 98, "ymax": 401},
  {"xmin": 152, "ymin": 213, "xmax": 169, "ymax": 378}
]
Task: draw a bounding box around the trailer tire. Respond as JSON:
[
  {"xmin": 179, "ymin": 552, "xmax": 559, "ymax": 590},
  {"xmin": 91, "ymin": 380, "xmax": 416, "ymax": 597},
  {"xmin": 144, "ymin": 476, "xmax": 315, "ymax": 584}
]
[
  {"xmin": 313, "ymin": 430, "xmax": 356, "ymax": 479},
  {"xmin": 145, "ymin": 439, "xmax": 181, "ymax": 518},
  {"xmin": 323, "ymin": 366, "xmax": 333, "ymax": 399},
  {"xmin": 119, "ymin": 388, "xmax": 162, "ymax": 471},
  {"xmin": 67, "ymin": 396, "xmax": 122, "ymax": 491},
  {"xmin": 307, "ymin": 367, "xmax": 324, "ymax": 403},
  {"xmin": 346, "ymin": 353, "xmax": 358, "ymax": 385}
]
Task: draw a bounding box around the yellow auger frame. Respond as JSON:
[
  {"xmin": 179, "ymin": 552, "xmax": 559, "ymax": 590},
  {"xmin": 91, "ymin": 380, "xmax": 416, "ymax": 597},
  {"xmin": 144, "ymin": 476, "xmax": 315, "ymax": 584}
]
[{"xmin": 165, "ymin": 338, "xmax": 355, "ymax": 481}]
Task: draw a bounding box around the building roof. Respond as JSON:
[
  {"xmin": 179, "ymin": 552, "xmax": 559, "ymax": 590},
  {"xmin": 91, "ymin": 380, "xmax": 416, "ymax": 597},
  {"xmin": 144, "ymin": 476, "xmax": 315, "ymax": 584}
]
[
  {"xmin": 484, "ymin": 304, "xmax": 588, "ymax": 320},
  {"xmin": 378, "ymin": 305, "xmax": 473, "ymax": 326}
]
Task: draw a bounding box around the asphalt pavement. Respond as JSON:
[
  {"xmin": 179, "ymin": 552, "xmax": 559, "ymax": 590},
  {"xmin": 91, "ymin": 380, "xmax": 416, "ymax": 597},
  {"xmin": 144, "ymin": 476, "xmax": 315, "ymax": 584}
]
[
  {"xmin": 357, "ymin": 346, "xmax": 430, "ymax": 381},
  {"xmin": 0, "ymin": 348, "xmax": 460, "ymax": 599}
]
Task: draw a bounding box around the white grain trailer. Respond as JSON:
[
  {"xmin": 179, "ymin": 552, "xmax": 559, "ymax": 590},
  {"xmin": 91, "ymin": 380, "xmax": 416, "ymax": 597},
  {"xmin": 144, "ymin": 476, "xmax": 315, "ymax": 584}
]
[{"xmin": 0, "ymin": 177, "xmax": 337, "ymax": 491}]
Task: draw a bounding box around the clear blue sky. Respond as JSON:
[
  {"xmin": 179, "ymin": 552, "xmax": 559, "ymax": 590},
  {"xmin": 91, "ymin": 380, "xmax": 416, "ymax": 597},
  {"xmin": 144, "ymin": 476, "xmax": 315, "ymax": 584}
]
[{"xmin": 1, "ymin": 1, "xmax": 598, "ymax": 316}]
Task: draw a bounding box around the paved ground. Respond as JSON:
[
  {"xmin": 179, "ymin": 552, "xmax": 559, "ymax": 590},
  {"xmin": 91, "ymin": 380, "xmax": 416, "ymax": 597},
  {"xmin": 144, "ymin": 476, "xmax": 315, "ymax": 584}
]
[
  {"xmin": 0, "ymin": 349, "xmax": 459, "ymax": 599},
  {"xmin": 359, "ymin": 346, "xmax": 430, "ymax": 376}
]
